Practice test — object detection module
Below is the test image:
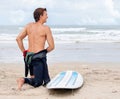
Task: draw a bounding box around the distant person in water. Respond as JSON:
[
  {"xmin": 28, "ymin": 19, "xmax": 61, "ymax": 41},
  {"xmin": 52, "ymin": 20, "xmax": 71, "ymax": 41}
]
[{"xmin": 16, "ymin": 8, "xmax": 54, "ymax": 90}]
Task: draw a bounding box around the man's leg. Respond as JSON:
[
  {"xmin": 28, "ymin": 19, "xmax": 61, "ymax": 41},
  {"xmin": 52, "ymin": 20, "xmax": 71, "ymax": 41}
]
[
  {"xmin": 23, "ymin": 61, "xmax": 44, "ymax": 88},
  {"xmin": 42, "ymin": 58, "xmax": 50, "ymax": 86},
  {"xmin": 32, "ymin": 60, "xmax": 44, "ymax": 87},
  {"xmin": 16, "ymin": 77, "xmax": 25, "ymax": 90},
  {"xmin": 16, "ymin": 60, "xmax": 44, "ymax": 90}
]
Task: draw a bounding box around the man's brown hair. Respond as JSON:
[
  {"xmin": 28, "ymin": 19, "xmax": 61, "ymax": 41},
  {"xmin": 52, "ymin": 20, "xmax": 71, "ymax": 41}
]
[{"xmin": 33, "ymin": 8, "xmax": 47, "ymax": 22}]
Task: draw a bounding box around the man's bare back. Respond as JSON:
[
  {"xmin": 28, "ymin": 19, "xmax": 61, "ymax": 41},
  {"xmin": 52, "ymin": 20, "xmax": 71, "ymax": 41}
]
[
  {"xmin": 16, "ymin": 22, "xmax": 54, "ymax": 53},
  {"xmin": 27, "ymin": 23, "xmax": 50, "ymax": 53}
]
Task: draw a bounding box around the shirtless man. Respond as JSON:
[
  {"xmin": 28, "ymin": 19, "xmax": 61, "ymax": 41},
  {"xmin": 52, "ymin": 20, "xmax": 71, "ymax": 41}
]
[{"xmin": 16, "ymin": 8, "xmax": 54, "ymax": 90}]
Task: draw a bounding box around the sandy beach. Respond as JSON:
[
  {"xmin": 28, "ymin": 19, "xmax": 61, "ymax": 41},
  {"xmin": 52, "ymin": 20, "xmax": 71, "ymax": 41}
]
[
  {"xmin": 0, "ymin": 42, "xmax": 120, "ymax": 99},
  {"xmin": 0, "ymin": 62, "xmax": 120, "ymax": 99}
]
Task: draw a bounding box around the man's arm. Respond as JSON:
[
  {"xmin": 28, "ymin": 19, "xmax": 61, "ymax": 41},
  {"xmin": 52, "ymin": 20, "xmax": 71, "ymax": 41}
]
[
  {"xmin": 45, "ymin": 26, "xmax": 55, "ymax": 52},
  {"xmin": 16, "ymin": 26, "xmax": 28, "ymax": 53}
]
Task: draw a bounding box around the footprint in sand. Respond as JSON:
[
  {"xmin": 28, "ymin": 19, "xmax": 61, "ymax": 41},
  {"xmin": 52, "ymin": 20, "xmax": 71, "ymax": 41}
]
[{"xmin": 112, "ymin": 90, "xmax": 118, "ymax": 93}]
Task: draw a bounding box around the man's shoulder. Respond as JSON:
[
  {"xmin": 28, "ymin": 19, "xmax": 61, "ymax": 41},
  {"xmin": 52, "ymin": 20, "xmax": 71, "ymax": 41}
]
[
  {"xmin": 43, "ymin": 25, "xmax": 51, "ymax": 34},
  {"xmin": 43, "ymin": 25, "xmax": 50, "ymax": 30},
  {"xmin": 23, "ymin": 22, "xmax": 34, "ymax": 30},
  {"xmin": 26, "ymin": 22, "xmax": 34, "ymax": 27}
]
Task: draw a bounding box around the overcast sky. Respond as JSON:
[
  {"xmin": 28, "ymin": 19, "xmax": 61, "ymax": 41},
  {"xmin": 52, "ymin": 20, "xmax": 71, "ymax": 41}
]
[{"xmin": 0, "ymin": 0, "xmax": 120, "ymax": 25}]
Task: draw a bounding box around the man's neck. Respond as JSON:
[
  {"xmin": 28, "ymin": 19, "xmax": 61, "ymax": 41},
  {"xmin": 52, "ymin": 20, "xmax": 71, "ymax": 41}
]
[{"xmin": 37, "ymin": 20, "xmax": 44, "ymax": 25}]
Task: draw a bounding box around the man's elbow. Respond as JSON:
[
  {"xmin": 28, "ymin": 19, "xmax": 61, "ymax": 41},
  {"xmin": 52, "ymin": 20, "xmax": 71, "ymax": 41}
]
[
  {"xmin": 51, "ymin": 45, "xmax": 55, "ymax": 51},
  {"xmin": 16, "ymin": 37, "xmax": 18, "ymax": 41},
  {"xmin": 16, "ymin": 37, "xmax": 19, "ymax": 42},
  {"xmin": 16, "ymin": 37, "xmax": 21, "ymax": 42}
]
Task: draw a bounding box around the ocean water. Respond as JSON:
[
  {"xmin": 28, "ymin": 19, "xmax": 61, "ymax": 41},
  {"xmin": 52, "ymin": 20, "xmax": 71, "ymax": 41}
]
[
  {"xmin": 0, "ymin": 25, "xmax": 120, "ymax": 63},
  {"xmin": 0, "ymin": 25, "xmax": 120, "ymax": 43},
  {"xmin": 52, "ymin": 25, "xmax": 120, "ymax": 43}
]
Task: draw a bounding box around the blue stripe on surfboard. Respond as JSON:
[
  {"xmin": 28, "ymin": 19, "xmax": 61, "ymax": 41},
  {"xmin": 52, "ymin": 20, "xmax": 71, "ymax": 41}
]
[
  {"xmin": 65, "ymin": 71, "xmax": 78, "ymax": 87},
  {"xmin": 49, "ymin": 72, "xmax": 66, "ymax": 86}
]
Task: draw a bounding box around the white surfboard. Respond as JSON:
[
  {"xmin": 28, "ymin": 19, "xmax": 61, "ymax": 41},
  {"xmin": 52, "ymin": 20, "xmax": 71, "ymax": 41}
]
[{"xmin": 46, "ymin": 71, "xmax": 84, "ymax": 89}]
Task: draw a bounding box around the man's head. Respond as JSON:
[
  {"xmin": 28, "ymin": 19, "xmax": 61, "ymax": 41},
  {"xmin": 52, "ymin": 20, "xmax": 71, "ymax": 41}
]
[{"xmin": 33, "ymin": 8, "xmax": 48, "ymax": 23}]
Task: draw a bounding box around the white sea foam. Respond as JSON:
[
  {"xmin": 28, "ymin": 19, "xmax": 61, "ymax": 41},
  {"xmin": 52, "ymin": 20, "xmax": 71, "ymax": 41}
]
[
  {"xmin": 53, "ymin": 28, "xmax": 120, "ymax": 43},
  {"xmin": 51, "ymin": 27, "xmax": 86, "ymax": 33}
]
